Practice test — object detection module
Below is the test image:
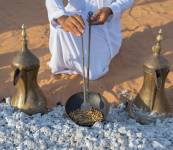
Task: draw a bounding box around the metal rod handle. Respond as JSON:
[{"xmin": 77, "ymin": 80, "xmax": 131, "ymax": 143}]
[
  {"xmin": 81, "ymin": 35, "xmax": 87, "ymax": 103},
  {"xmin": 87, "ymin": 11, "xmax": 93, "ymax": 92}
]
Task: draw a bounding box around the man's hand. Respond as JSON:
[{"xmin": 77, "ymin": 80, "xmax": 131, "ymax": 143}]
[
  {"xmin": 57, "ymin": 15, "xmax": 85, "ymax": 36},
  {"xmin": 90, "ymin": 7, "xmax": 113, "ymax": 25}
]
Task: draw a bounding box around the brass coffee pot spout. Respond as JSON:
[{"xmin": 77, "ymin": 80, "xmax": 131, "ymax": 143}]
[
  {"xmin": 134, "ymin": 29, "xmax": 170, "ymax": 113},
  {"xmin": 11, "ymin": 25, "xmax": 47, "ymax": 115}
]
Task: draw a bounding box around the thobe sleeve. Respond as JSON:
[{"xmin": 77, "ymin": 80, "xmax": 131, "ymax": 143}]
[
  {"xmin": 45, "ymin": 0, "xmax": 66, "ymax": 28},
  {"xmin": 109, "ymin": 0, "xmax": 134, "ymax": 18}
]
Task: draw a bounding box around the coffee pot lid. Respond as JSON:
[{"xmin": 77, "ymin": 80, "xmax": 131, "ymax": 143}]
[
  {"xmin": 12, "ymin": 25, "xmax": 40, "ymax": 70},
  {"xmin": 144, "ymin": 29, "xmax": 169, "ymax": 70}
]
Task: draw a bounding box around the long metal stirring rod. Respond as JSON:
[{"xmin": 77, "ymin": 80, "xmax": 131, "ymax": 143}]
[
  {"xmin": 81, "ymin": 12, "xmax": 93, "ymax": 109},
  {"xmin": 81, "ymin": 35, "xmax": 87, "ymax": 105},
  {"xmin": 87, "ymin": 11, "xmax": 93, "ymax": 93}
]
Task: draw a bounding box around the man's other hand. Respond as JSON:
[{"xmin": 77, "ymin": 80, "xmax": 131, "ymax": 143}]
[
  {"xmin": 90, "ymin": 7, "xmax": 113, "ymax": 25},
  {"xmin": 57, "ymin": 15, "xmax": 85, "ymax": 36}
]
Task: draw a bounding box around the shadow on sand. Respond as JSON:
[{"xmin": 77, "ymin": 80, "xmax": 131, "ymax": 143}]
[
  {"xmin": 135, "ymin": 0, "xmax": 170, "ymax": 6},
  {"xmin": 0, "ymin": 0, "xmax": 48, "ymax": 33},
  {"xmin": 0, "ymin": 0, "xmax": 173, "ymax": 108},
  {"xmin": 1, "ymin": 23, "xmax": 173, "ymax": 108},
  {"xmin": 38, "ymin": 22, "xmax": 173, "ymax": 107}
]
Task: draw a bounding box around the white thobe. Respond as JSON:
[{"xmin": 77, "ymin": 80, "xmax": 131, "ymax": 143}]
[{"xmin": 46, "ymin": 0, "xmax": 134, "ymax": 80}]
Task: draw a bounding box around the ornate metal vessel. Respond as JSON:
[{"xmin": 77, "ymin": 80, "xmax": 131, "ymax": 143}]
[
  {"xmin": 134, "ymin": 29, "xmax": 170, "ymax": 113},
  {"xmin": 11, "ymin": 25, "xmax": 47, "ymax": 115}
]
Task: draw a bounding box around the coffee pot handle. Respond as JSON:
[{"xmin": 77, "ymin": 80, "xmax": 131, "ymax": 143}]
[
  {"xmin": 154, "ymin": 69, "xmax": 163, "ymax": 89},
  {"xmin": 154, "ymin": 68, "xmax": 169, "ymax": 89},
  {"xmin": 13, "ymin": 69, "xmax": 27, "ymax": 104},
  {"xmin": 13, "ymin": 69, "xmax": 22, "ymax": 86}
]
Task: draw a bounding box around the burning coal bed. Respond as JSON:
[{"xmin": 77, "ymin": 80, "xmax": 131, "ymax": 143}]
[{"xmin": 0, "ymin": 98, "xmax": 173, "ymax": 150}]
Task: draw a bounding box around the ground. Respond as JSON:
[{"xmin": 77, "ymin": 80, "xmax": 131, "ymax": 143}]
[{"xmin": 0, "ymin": 0, "xmax": 173, "ymax": 108}]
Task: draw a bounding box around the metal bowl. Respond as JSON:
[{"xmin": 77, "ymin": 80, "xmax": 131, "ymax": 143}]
[{"xmin": 65, "ymin": 92, "xmax": 110, "ymax": 126}]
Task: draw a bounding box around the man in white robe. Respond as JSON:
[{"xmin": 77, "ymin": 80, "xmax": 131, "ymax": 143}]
[{"xmin": 45, "ymin": 0, "xmax": 134, "ymax": 80}]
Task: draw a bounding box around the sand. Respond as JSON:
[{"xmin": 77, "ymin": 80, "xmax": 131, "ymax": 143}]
[{"xmin": 0, "ymin": 0, "xmax": 173, "ymax": 108}]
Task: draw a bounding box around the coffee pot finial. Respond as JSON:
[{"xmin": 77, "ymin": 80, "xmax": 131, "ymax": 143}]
[
  {"xmin": 21, "ymin": 24, "xmax": 28, "ymax": 51},
  {"xmin": 152, "ymin": 29, "xmax": 163, "ymax": 55}
]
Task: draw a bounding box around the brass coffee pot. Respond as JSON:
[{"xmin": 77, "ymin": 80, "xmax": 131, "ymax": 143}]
[
  {"xmin": 11, "ymin": 25, "xmax": 47, "ymax": 115},
  {"xmin": 134, "ymin": 29, "xmax": 170, "ymax": 113}
]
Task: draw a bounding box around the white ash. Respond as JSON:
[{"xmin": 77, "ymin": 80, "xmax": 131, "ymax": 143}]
[{"xmin": 0, "ymin": 99, "xmax": 173, "ymax": 150}]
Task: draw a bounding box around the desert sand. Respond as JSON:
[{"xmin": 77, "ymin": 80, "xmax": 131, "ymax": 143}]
[{"xmin": 0, "ymin": 0, "xmax": 173, "ymax": 108}]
